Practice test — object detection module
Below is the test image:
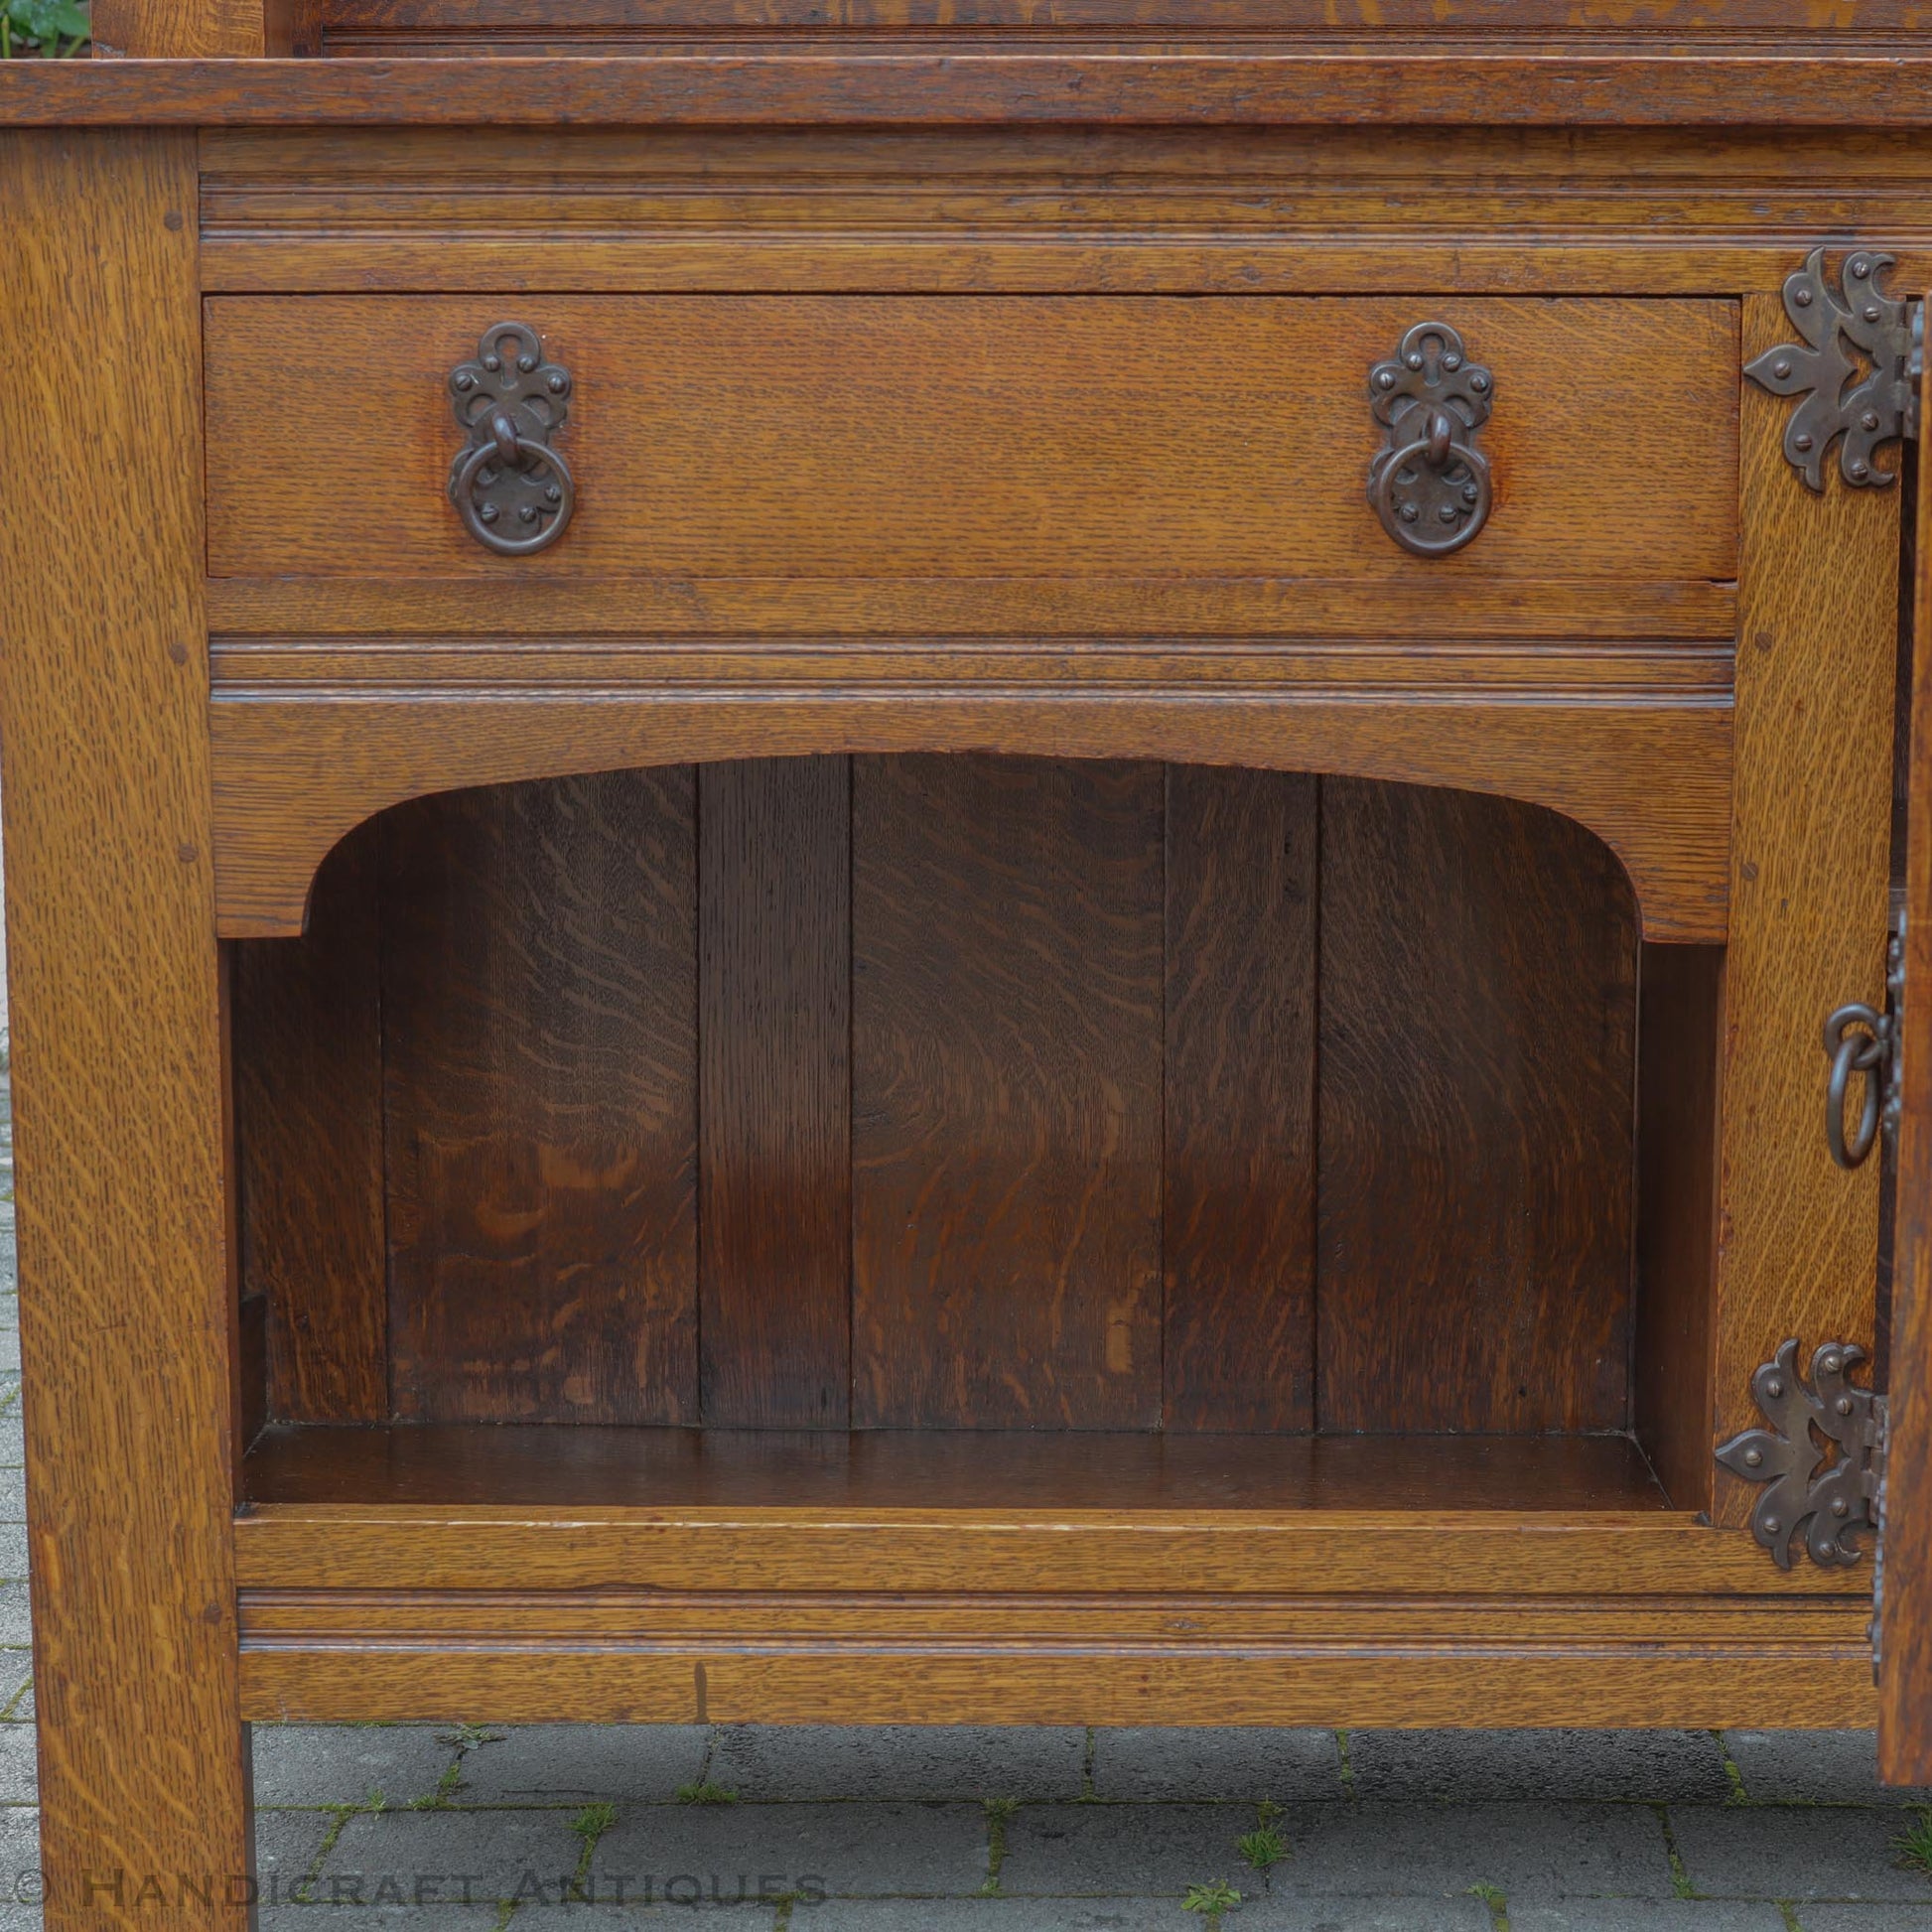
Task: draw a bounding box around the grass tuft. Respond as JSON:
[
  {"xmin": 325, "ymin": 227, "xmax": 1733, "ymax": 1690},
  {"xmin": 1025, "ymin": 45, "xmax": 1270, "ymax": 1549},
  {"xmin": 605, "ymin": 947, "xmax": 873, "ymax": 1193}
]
[
  {"xmin": 1653, "ymin": 1804, "xmax": 1697, "ymax": 1899},
  {"xmin": 1237, "ymin": 1825, "xmax": 1286, "ymax": 1874},
  {"xmin": 567, "ymin": 1802, "xmax": 618, "ymax": 1901},
  {"xmin": 675, "ymin": 1779, "xmax": 739, "ymax": 1806},
  {"xmin": 979, "ymin": 1795, "xmax": 1021, "ymax": 1895},
  {"xmin": 1182, "ymin": 1877, "xmax": 1242, "ymax": 1927},
  {"xmin": 1893, "ymin": 1810, "xmax": 1932, "ymax": 1875}
]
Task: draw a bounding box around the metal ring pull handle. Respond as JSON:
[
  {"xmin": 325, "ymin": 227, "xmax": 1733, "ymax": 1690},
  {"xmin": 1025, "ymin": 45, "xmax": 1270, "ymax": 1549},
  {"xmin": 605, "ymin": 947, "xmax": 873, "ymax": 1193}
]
[
  {"xmin": 1368, "ymin": 323, "xmax": 1495, "ymax": 558},
  {"xmin": 1823, "ymin": 1001, "xmax": 1890, "ymax": 1170},
  {"xmin": 449, "ymin": 416, "xmax": 575, "ymax": 558},
  {"xmin": 446, "ymin": 323, "xmax": 575, "ymax": 557}
]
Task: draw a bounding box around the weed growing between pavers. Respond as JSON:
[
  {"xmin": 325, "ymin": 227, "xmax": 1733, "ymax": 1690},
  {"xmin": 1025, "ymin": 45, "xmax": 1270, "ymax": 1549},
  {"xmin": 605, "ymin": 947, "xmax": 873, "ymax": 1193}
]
[
  {"xmin": 411, "ymin": 1723, "xmax": 502, "ymax": 1810},
  {"xmin": 1715, "ymin": 1730, "xmax": 1750, "ymax": 1803},
  {"xmin": 671, "ymin": 1727, "xmax": 739, "ymax": 1808},
  {"xmin": 291, "ymin": 1786, "xmax": 388, "ymax": 1905},
  {"xmin": 1652, "ymin": 1802, "xmax": 1698, "ymax": 1897},
  {"xmin": 568, "ymin": 1802, "xmax": 617, "ymax": 1900},
  {"xmin": 1469, "ymin": 1878, "xmax": 1509, "ymax": 1930},
  {"xmin": 1335, "ymin": 1730, "xmax": 1357, "ymax": 1797},
  {"xmin": 1892, "ymin": 1806, "xmax": 1932, "ymax": 1874},
  {"xmin": 1236, "ymin": 1822, "xmax": 1285, "ymax": 1878},
  {"xmin": 1182, "ymin": 1876, "xmax": 1241, "ymax": 1928},
  {"xmin": 979, "ymin": 1795, "xmax": 1019, "ymax": 1894}
]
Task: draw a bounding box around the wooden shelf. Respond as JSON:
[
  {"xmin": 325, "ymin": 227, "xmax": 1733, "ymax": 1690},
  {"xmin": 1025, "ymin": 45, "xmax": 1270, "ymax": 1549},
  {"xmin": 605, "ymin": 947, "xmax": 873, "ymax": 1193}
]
[
  {"xmin": 242, "ymin": 1422, "xmax": 1671, "ymax": 1513},
  {"xmin": 230, "ymin": 1424, "xmax": 1871, "ymax": 1732}
]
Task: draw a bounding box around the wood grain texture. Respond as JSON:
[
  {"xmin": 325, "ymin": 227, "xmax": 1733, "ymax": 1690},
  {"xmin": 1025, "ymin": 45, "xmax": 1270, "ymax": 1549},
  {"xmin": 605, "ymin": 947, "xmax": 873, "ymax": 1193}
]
[
  {"xmin": 204, "ymin": 296, "xmax": 1737, "ymax": 585},
  {"xmin": 1879, "ymin": 330, "xmax": 1932, "ymax": 1786},
  {"xmin": 1163, "ymin": 764, "xmax": 1316, "ymax": 1432},
  {"xmin": 1317, "ymin": 782, "xmax": 1639, "ymax": 1435},
  {"xmin": 382, "ymin": 772, "xmax": 698, "ymax": 1423},
  {"xmin": 231, "ymin": 1511, "xmax": 1860, "ymax": 1599},
  {"xmin": 0, "ymin": 129, "xmax": 253, "ymax": 1930},
  {"xmin": 207, "ymin": 575, "xmax": 1736, "ymax": 640},
  {"xmin": 233, "ymin": 817, "xmax": 387, "ymax": 1424},
  {"xmin": 233, "ymin": 1635, "xmax": 1876, "ymax": 1732},
  {"xmin": 207, "ymin": 691, "xmax": 1731, "ymax": 945},
  {"xmin": 1632, "ymin": 941, "xmax": 1725, "ymax": 1516},
  {"xmin": 851, "ymin": 756, "xmax": 1163, "ymax": 1429},
  {"xmin": 1712, "ymin": 298, "xmax": 1901, "ymax": 1527},
  {"xmin": 90, "ymin": 0, "xmax": 287, "ymax": 55},
  {"xmin": 22, "ymin": 53, "xmax": 1932, "ymax": 127},
  {"xmin": 195, "ymin": 125, "xmax": 1932, "ymax": 300},
  {"xmin": 314, "ymin": 0, "xmax": 1932, "ymax": 34},
  {"xmin": 699, "ymin": 758, "xmax": 850, "ymax": 1428}
]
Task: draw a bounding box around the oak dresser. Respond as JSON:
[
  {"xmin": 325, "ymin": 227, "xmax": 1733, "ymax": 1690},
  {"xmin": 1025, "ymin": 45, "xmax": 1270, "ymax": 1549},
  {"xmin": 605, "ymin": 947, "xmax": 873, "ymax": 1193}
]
[{"xmin": 8, "ymin": 8, "xmax": 1932, "ymax": 1924}]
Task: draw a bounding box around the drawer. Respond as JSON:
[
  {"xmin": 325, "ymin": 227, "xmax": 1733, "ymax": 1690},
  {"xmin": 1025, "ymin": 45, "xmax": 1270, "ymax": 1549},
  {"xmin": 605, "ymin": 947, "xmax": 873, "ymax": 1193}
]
[{"xmin": 204, "ymin": 294, "xmax": 1738, "ymax": 600}]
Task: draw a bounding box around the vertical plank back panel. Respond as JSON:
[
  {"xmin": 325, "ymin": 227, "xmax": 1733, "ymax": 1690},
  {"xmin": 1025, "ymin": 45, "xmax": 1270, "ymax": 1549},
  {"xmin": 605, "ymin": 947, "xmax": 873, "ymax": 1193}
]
[
  {"xmin": 233, "ymin": 817, "xmax": 388, "ymax": 1423},
  {"xmin": 384, "ymin": 771, "xmax": 698, "ymax": 1423},
  {"xmin": 851, "ymin": 755, "xmax": 1164, "ymax": 1430},
  {"xmin": 699, "ymin": 757, "xmax": 852, "ymax": 1427},
  {"xmin": 1163, "ymin": 764, "xmax": 1318, "ymax": 1432},
  {"xmin": 1316, "ymin": 781, "xmax": 1639, "ymax": 1434}
]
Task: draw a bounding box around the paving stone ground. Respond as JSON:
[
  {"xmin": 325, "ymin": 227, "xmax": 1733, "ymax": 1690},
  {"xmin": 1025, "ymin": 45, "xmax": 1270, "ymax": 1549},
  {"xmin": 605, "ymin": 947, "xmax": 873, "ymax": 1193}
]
[{"xmin": 0, "ymin": 1074, "xmax": 1925, "ymax": 1928}]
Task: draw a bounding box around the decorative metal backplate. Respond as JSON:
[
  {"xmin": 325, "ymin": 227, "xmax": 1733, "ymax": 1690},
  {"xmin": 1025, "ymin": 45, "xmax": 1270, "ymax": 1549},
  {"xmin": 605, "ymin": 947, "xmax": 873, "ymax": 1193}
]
[
  {"xmin": 1743, "ymin": 246, "xmax": 1921, "ymax": 491},
  {"xmin": 1716, "ymin": 1339, "xmax": 1885, "ymax": 1570},
  {"xmin": 1368, "ymin": 322, "xmax": 1494, "ymax": 557},
  {"xmin": 447, "ymin": 322, "xmax": 575, "ymax": 556}
]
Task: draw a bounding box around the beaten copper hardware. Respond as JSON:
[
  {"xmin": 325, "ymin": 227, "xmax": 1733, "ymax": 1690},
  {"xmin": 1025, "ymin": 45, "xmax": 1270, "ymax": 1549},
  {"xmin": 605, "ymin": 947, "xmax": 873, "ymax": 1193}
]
[
  {"xmin": 1367, "ymin": 321, "xmax": 1494, "ymax": 557},
  {"xmin": 447, "ymin": 321, "xmax": 574, "ymax": 556},
  {"xmin": 1823, "ymin": 913, "xmax": 1905, "ymax": 1171},
  {"xmin": 1717, "ymin": 1339, "xmax": 1886, "ymax": 1572},
  {"xmin": 1745, "ymin": 246, "xmax": 1922, "ymax": 492}
]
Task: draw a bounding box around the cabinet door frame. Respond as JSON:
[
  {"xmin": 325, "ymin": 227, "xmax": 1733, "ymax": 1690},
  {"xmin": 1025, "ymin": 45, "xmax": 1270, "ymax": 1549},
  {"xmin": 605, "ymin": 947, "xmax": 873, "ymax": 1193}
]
[{"xmin": 1878, "ymin": 316, "xmax": 1932, "ymax": 1782}]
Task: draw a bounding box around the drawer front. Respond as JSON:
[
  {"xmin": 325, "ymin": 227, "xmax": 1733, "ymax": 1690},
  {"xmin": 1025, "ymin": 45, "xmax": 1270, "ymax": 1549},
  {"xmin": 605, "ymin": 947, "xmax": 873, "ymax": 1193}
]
[{"xmin": 205, "ymin": 294, "xmax": 1737, "ymax": 591}]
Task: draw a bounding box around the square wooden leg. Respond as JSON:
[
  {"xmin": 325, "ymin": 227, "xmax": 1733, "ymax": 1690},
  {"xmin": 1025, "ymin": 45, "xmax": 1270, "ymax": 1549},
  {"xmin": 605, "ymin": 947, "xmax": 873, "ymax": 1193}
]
[{"xmin": 0, "ymin": 129, "xmax": 254, "ymax": 1929}]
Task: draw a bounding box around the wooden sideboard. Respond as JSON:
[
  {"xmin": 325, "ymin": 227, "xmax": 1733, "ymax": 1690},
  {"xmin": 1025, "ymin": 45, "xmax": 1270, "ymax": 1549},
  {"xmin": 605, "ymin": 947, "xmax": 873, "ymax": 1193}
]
[{"xmin": 8, "ymin": 9, "xmax": 1932, "ymax": 1924}]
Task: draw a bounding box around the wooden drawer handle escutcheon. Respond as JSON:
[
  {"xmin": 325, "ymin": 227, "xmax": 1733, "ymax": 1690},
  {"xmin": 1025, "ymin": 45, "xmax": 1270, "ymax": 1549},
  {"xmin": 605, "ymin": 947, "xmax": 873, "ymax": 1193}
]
[
  {"xmin": 447, "ymin": 321, "xmax": 574, "ymax": 556},
  {"xmin": 1368, "ymin": 321, "xmax": 1493, "ymax": 557}
]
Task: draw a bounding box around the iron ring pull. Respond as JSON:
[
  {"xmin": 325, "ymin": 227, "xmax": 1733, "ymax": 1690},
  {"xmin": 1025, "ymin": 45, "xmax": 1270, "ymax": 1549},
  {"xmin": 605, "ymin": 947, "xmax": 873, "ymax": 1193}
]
[
  {"xmin": 446, "ymin": 322, "xmax": 575, "ymax": 558},
  {"xmin": 1368, "ymin": 410, "xmax": 1493, "ymax": 558},
  {"xmin": 1823, "ymin": 1001, "xmax": 1890, "ymax": 1170},
  {"xmin": 449, "ymin": 411, "xmax": 575, "ymax": 558},
  {"xmin": 1366, "ymin": 323, "xmax": 1496, "ymax": 558}
]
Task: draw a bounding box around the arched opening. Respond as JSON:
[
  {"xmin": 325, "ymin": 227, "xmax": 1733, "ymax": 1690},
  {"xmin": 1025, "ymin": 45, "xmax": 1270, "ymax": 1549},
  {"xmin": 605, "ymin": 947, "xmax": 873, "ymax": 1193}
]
[{"xmin": 230, "ymin": 753, "xmax": 1714, "ymax": 1512}]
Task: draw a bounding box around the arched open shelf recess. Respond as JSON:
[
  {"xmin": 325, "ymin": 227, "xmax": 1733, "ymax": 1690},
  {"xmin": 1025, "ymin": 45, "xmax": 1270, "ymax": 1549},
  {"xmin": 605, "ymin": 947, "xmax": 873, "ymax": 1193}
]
[{"xmin": 230, "ymin": 753, "xmax": 1719, "ymax": 1529}]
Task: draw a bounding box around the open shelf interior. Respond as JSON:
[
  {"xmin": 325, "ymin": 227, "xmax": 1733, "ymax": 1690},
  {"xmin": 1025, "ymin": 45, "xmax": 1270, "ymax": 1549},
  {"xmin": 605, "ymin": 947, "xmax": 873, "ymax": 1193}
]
[{"xmin": 230, "ymin": 755, "xmax": 1719, "ymax": 1519}]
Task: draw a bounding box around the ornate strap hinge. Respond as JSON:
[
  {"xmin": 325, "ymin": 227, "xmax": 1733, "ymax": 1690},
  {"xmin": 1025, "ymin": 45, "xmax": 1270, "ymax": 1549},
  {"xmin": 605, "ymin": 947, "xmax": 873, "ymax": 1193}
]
[
  {"xmin": 1717, "ymin": 1339, "xmax": 1886, "ymax": 1571},
  {"xmin": 1744, "ymin": 246, "xmax": 1922, "ymax": 491}
]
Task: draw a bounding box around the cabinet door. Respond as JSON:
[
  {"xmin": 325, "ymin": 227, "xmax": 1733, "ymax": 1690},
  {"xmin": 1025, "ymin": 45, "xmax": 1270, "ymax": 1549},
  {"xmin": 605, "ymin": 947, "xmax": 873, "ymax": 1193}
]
[{"xmin": 1879, "ymin": 320, "xmax": 1932, "ymax": 1782}]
